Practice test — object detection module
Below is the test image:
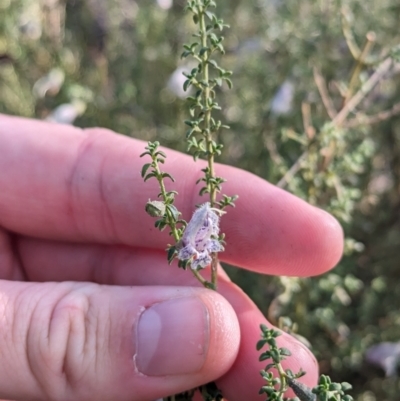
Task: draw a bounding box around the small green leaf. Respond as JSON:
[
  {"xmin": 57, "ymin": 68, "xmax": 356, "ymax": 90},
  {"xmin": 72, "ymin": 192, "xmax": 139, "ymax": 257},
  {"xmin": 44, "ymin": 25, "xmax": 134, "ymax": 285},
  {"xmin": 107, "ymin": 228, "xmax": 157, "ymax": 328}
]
[
  {"xmin": 199, "ymin": 47, "xmax": 209, "ymax": 56},
  {"xmin": 199, "ymin": 186, "xmax": 209, "ymax": 196},
  {"xmin": 181, "ymin": 50, "xmax": 191, "ymax": 58},
  {"xmin": 205, "ymin": 10, "xmax": 213, "ymax": 20},
  {"xmin": 141, "ymin": 163, "xmax": 151, "ymax": 178},
  {"xmin": 155, "ymin": 150, "xmax": 167, "ymax": 158},
  {"xmin": 264, "ymin": 363, "xmax": 275, "ymax": 371},
  {"xmin": 178, "ymin": 259, "xmax": 191, "ymax": 270},
  {"xmin": 154, "ymin": 219, "xmax": 167, "ymax": 231},
  {"xmin": 329, "ymin": 383, "xmax": 342, "ymax": 392},
  {"xmin": 166, "ymin": 204, "xmax": 180, "ymax": 219},
  {"xmin": 341, "ymin": 382, "xmax": 352, "ymax": 391},
  {"xmin": 167, "ymin": 246, "xmax": 177, "ymax": 264},
  {"xmin": 162, "ymin": 173, "xmax": 175, "ymax": 182},
  {"xmin": 183, "ymin": 79, "xmax": 191, "ymax": 92},
  {"xmin": 259, "ymin": 352, "xmax": 271, "ymax": 362},
  {"xmin": 144, "ymin": 172, "xmax": 157, "ymax": 182}
]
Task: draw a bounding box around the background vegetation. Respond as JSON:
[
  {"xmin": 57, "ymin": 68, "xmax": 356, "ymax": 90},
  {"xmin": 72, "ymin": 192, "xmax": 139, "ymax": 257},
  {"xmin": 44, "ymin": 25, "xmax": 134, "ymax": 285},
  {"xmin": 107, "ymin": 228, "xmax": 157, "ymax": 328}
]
[{"xmin": 1, "ymin": 0, "xmax": 400, "ymax": 399}]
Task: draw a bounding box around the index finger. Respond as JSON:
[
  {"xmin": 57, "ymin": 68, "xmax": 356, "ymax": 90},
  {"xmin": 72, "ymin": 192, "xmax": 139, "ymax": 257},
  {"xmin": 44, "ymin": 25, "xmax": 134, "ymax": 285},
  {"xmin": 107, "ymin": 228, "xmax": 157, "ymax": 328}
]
[{"xmin": 0, "ymin": 114, "xmax": 343, "ymax": 276}]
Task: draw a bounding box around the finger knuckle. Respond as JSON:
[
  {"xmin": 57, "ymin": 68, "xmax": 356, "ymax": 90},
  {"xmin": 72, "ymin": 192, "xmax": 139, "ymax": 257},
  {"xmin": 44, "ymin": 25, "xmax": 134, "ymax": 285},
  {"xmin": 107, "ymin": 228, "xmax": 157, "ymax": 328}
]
[{"xmin": 27, "ymin": 285, "xmax": 101, "ymax": 400}]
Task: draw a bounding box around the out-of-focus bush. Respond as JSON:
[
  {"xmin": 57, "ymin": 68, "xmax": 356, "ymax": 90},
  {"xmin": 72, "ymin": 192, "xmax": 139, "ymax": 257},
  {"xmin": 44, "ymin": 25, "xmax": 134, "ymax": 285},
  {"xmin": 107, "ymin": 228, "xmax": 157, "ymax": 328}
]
[{"xmin": 1, "ymin": 1, "xmax": 400, "ymax": 399}]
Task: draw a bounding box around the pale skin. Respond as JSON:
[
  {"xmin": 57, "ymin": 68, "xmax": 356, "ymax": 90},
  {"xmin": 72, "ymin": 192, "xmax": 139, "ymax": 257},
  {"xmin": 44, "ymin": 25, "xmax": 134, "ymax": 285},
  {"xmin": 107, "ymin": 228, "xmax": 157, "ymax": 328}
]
[{"xmin": 0, "ymin": 113, "xmax": 344, "ymax": 401}]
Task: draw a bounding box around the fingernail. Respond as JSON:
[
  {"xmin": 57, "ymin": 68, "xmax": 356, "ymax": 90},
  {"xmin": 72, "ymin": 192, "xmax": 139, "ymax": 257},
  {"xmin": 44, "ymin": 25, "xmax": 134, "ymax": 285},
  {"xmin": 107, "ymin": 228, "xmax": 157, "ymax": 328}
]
[{"xmin": 135, "ymin": 297, "xmax": 210, "ymax": 376}]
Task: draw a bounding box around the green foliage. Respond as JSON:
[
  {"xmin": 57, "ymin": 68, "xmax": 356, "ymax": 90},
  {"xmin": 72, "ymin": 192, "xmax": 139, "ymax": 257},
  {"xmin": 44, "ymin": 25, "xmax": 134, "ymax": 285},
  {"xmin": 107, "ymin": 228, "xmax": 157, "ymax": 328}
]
[
  {"xmin": 258, "ymin": 324, "xmax": 308, "ymax": 401},
  {"xmin": 140, "ymin": 141, "xmax": 183, "ymax": 239},
  {"xmin": 140, "ymin": 0, "xmax": 234, "ymax": 295},
  {"xmin": 181, "ymin": 0, "xmax": 233, "ymax": 207},
  {"xmin": 258, "ymin": 325, "xmax": 353, "ymax": 401},
  {"xmin": 2, "ymin": 0, "xmax": 400, "ymax": 400}
]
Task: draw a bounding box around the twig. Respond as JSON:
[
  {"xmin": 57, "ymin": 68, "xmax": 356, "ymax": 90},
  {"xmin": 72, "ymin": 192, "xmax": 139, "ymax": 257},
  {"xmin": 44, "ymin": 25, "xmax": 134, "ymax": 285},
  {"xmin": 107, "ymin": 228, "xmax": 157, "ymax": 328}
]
[
  {"xmin": 344, "ymin": 102, "xmax": 400, "ymax": 128},
  {"xmin": 313, "ymin": 67, "xmax": 337, "ymax": 119},
  {"xmin": 343, "ymin": 31, "xmax": 376, "ymax": 106},
  {"xmin": 341, "ymin": 5, "xmax": 382, "ymax": 66},
  {"xmin": 277, "ymin": 151, "xmax": 308, "ymax": 189},
  {"xmin": 333, "ymin": 57, "xmax": 393, "ymax": 127},
  {"xmin": 301, "ymin": 102, "xmax": 316, "ymax": 140},
  {"xmin": 279, "ymin": 58, "xmax": 393, "ymax": 189},
  {"xmin": 264, "ymin": 133, "xmax": 284, "ymax": 165}
]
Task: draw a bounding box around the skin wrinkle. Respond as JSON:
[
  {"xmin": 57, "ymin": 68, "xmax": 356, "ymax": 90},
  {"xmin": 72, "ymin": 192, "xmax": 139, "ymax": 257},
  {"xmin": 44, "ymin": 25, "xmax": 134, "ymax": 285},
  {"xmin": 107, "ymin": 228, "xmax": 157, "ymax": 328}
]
[
  {"xmin": 86, "ymin": 127, "xmax": 148, "ymax": 248},
  {"xmin": 3, "ymin": 289, "xmax": 23, "ymax": 391},
  {"xmin": 94, "ymin": 292, "xmax": 109, "ymax": 382},
  {"xmin": 23, "ymin": 283, "xmax": 90, "ymax": 400},
  {"xmin": 97, "ymin": 148, "xmax": 120, "ymax": 244},
  {"xmin": 65, "ymin": 132, "xmax": 95, "ymax": 240},
  {"xmin": 39, "ymin": 287, "xmax": 69, "ymax": 399},
  {"xmin": 10, "ymin": 286, "xmax": 27, "ymax": 367},
  {"xmin": 64, "ymin": 130, "xmax": 120, "ymax": 244},
  {"xmin": 106, "ymin": 299, "xmax": 115, "ymax": 374},
  {"xmin": 80, "ymin": 294, "xmax": 98, "ymax": 394},
  {"xmin": 26, "ymin": 287, "xmax": 50, "ymax": 400},
  {"xmin": 57, "ymin": 290, "xmax": 92, "ymax": 398}
]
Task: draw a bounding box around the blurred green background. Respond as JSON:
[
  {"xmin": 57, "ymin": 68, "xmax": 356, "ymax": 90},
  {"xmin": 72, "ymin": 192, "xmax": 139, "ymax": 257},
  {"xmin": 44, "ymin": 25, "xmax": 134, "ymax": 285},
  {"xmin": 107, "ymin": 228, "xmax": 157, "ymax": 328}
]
[{"xmin": 1, "ymin": 0, "xmax": 400, "ymax": 399}]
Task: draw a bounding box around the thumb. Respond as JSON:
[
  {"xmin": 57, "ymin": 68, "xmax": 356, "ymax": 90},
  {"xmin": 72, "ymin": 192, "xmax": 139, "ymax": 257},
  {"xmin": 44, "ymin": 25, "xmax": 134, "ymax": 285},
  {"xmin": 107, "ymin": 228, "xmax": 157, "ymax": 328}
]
[{"xmin": 0, "ymin": 280, "xmax": 240, "ymax": 401}]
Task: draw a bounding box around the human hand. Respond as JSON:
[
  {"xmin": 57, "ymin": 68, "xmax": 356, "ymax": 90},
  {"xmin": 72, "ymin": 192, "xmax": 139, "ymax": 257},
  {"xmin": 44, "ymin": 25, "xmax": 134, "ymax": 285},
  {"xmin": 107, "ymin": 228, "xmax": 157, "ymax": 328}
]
[{"xmin": 0, "ymin": 114, "xmax": 343, "ymax": 401}]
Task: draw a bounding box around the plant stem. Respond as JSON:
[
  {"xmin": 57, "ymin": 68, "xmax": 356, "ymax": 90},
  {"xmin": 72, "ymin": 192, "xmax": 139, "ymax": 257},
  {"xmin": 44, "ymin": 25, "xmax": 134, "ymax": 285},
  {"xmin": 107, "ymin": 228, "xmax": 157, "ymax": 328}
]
[
  {"xmin": 275, "ymin": 363, "xmax": 289, "ymax": 397},
  {"xmin": 199, "ymin": 10, "xmax": 216, "ymax": 205},
  {"xmin": 153, "ymin": 161, "xmax": 180, "ymax": 243},
  {"xmin": 279, "ymin": 57, "xmax": 393, "ymax": 190},
  {"xmin": 343, "ymin": 31, "xmax": 376, "ymax": 106},
  {"xmin": 334, "ymin": 57, "xmax": 392, "ymax": 127},
  {"xmin": 198, "ymin": 4, "xmax": 219, "ymax": 289},
  {"xmin": 154, "ymin": 152, "xmax": 214, "ymax": 288}
]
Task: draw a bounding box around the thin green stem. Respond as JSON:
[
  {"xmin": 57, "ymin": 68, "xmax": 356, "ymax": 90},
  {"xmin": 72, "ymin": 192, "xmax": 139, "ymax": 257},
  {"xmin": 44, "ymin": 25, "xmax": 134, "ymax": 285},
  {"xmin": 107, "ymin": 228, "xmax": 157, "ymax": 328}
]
[
  {"xmin": 153, "ymin": 161, "xmax": 180, "ymax": 242},
  {"xmin": 343, "ymin": 31, "xmax": 376, "ymax": 106},
  {"xmin": 275, "ymin": 362, "xmax": 289, "ymax": 397},
  {"xmin": 199, "ymin": 10, "xmax": 216, "ymax": 205},
  {"xmin": 198, "ymin": 4, "xmax": 219, "ymax": 289},
  {"xmin": 192, "ymin": 268, "xmax": 215, "ymax": 290}
]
